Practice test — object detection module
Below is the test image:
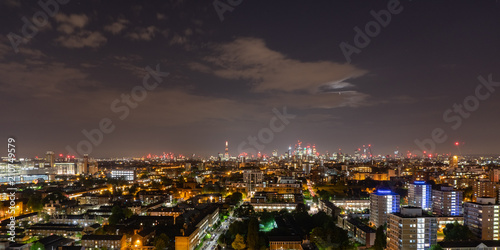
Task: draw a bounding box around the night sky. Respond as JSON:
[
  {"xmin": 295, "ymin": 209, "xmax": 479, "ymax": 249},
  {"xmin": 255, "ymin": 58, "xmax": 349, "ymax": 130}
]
[{"xmin": 2, "ymin": 0, "xmax": 500, "ymax": 158}]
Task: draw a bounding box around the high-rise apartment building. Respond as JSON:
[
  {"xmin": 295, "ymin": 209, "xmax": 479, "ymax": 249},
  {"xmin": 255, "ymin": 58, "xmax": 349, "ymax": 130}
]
[
  {"xmin": 464, "ymin": 197, "xmax": 500, "ymax": 240},
  {"xmin": 432, "ymin": 186, "xmax": 463, "ymax": 216},
  {"xmin": 387, "ymin": 207, "xmax": 438, "ymax": 250},
  {"xmin": 370, "ymin": 190, "xmax": 400, "ymax": 228},
  {"xmin": 409, "ymin": 181, "xmax": 432, "ymax": 211},
  {"xmin": 473, "ymin": 180, "xmax": 499, "ymax": 202},
  {"xmin": 490, "ymin": 169, "xmax": 500, "ymax": 182},
  {"xmin": 243, "ymin": 169, "xmax": 263, "ymax": 196}
]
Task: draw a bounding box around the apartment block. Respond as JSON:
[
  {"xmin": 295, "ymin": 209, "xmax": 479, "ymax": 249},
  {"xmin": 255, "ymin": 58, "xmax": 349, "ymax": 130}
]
[
  {"xmin": 464, "ymin": 197, "xmax": 500, "ymax": 240},
  {"xmin": 432, "ymin": 186, "xmax": 463, "ymax": 216},
  {"xmin": 409, "ymin": 181, "xmax": 432, "ymax": 211},
  {"xmin": 370, "ymin": 190, "xmax": 400, "ymax": 228},
  {"xmin": 387, "ymin": 207, "xmax": 438, "ymax": 250}
]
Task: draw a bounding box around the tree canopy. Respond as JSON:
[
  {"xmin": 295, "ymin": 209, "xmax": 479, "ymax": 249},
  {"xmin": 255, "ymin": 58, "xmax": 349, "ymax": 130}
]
[
  {"xmin": 373, "ymin": 225, "xmax": 386, "ymax": 250},
  {"xmin": 232, "ymin": 234, "xmax": 246, "ymax": 250},
  {"xmin": 443, "ymin": 221, "xmax": 476, "ymax": 242},
  {"xmin": 247, "ymin": 217, "xmax": 259, "ymax": 250}
]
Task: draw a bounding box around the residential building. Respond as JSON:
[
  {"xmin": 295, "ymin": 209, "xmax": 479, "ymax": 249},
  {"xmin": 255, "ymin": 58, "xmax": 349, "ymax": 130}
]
[
  {"xmin": 464, "ymin": 197, "xmax": 500, "ymax": 240},
  {"xmin": 331, "ymin": 199, "xmax": 370, "ymax": 212},
  {"xmin": 110, "ymin": 169, "xmax": 135, "ymax": 181},
  {"xmin": 438, "ymin": 240, "xmax": 500, "ymax": 249},
  {"xmin": 338, "ymin": 217, "xmax": 376, "ymax": 247},
  {"xmin": 473, "ymin": 180, "xmax": 498, "ymax": 202},
  {"xmin": 269, "ymin": 236, "xmax": 303, "ymax": 250},
  {"xmin": 432, "ymin": 186, "xmax": 463, "ymax": 216},
  {"xmin": 370, "ymin": 189, "xmax": 400, "ymax": 228},
  {"xmin": 175, "ymin": 205, "xmax": 219, "ymax": 250},
  {"xmin": 81, "ymin": 235, "xmax": 126, "ymax": 250},
  {"xmin": 387, "ymin": 207, "xmax": 438, "ymax": 250},
  {"xmin": 318, "ymin": 200, "xmax": 341, "ymax": 217},
  {"xmin": 408, "ymin": 181, "xmax": 432, "ymax": 211}
]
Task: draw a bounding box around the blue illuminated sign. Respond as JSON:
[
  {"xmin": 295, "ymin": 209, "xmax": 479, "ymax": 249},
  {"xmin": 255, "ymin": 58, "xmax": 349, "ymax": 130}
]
[
  {"xmin": 414, "ymin": 181, "xmax": 426, "ymax": 185},
  {"xmin": 377, "ymin": 189, "xmax": 392, "ymax": 194}
]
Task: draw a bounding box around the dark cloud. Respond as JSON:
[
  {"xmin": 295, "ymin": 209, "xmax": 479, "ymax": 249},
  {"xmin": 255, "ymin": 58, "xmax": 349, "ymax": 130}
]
[{"xmin": 1, "ymin": 0, "xmax": 500, "ymax": 157}]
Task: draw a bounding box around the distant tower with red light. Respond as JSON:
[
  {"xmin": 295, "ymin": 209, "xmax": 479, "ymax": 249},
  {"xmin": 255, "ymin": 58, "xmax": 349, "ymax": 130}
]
[
  {"xmin": 224, "ymin": 141, "xmax": 229, "ymax": 160},
  {"xmin": 450, "ymin": 155, "xmax": 458, "ymax": 168}
]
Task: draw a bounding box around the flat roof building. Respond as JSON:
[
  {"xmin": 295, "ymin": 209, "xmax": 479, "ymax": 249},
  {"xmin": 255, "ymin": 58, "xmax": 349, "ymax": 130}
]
[
  {"xmin": 464, "ymin": 197, "xmax": 500, "ymax": 240},
  {"xmin": 432, "ymin": 185, "xmax": 463, "ymax": 216},
  {"xmin": 387, "ymin": 207, "xmax": 437, "ymax": 250},
  {"xmin": 370, "ymin": 190, "xmax": 400, "ymax": 228},
  {"xmin": 409, "ymin": 181, "xmax": 432, "ymax": 211}
]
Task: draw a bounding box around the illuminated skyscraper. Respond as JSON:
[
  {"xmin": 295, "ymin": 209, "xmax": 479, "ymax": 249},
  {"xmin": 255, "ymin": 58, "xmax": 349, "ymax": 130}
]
[
  {"xmin": 224, "ymin": 141, "xmax": 229, "ymax": 160},
  {"xmin": 272, "ymin": 150, "xmax": 278, "ymax": 157},
  {"xmin": 450, "ymin": 155, "xmax": 458, "ymax": 168},
  {"xmin": 409, "ymin": 181, "xmax": 432, "ymax": 211},
  {"xmin": 370, "ymin": 189, "xmax": 401, "ymax": 228}
]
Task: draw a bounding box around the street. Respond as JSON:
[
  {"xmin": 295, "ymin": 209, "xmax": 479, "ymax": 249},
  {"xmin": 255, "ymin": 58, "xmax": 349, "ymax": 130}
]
[{"xmin": 201, "ymin": 215, "xmax": 233, "ymax": 250}]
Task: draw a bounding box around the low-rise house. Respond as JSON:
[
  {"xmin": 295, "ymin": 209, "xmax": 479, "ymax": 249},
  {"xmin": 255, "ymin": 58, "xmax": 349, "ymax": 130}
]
[
  {"xmin": 26, "ymin": 223, "xmax": 83, "ymax": 238},
  {"xmin": 81, "ymin": 234, "xmax": 126, "ymax": 250},
  {"xmin": 269, "ymin": 236, "xmax": 303, "ymax": 250}
]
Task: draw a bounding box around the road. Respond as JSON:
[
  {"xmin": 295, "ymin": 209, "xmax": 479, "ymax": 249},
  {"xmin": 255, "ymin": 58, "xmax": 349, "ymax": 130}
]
[
  {"xmin": 201, "ymin": 215, "xmax": 233, "ymax": 250},
  {"xmin": 306, "ymin": 179, "xmax": 316, "ymax": 197}
]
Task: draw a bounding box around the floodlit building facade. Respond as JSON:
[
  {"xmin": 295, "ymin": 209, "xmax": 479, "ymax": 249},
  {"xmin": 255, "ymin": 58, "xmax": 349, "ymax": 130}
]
[
  {"xmin": 409, "ymin": 181, "xmax": 432, "ymax": 211},
  {"xmin": 370, "ymin": 189, "xmax": 400, "ymax": 228}
]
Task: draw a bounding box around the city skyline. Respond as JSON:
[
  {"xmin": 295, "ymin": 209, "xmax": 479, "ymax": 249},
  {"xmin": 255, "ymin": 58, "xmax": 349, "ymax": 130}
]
[
  {"xmin": 11, "ymin": 139, "xmax": 473, "ymax": 159},
  {"xmin": 2, "ymin": 1, "xmax": 500, "ymax": 157}
]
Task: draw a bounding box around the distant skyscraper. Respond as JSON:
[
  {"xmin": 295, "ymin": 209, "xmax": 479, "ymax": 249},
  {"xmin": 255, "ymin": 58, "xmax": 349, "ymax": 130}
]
[
  {"xmin": 370, "ymin": 189, "xmax": 400, "ymax": 228},
  {"xmin": 45, "ymin": 151, "xmax": 55, "ymax": 168},
  {"xmin": 83, "ymin": 154, "xmax": 89, "ymax": 174},
  {"xmin": 432, "ymin": 185, "xmax": 463, "ymax": 216},
  {"xmin": 224, "ymin": 141, "xmax": 229, "ymax": 160},
  {"xmin": 387, "ymin": 207, "xmax": 437, "ymax": 250},
  {"xmin": 409, "ymin": 181, "xmax": 432, "ymax": 211},
  {"xmin": 450, "ymin": 155, "xmax": 458, "ymax": 168}
]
